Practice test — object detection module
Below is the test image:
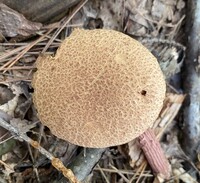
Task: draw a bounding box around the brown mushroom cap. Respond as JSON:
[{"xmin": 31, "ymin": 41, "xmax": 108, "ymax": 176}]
[{"xmin": 32, "ymin": 29, "xmax": 166, "ymax": 148}]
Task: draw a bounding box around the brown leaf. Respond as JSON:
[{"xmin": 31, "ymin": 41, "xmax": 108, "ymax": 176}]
[{"xmin": 128, "ymin": 139, "xmax": 144, "ymax": 167}]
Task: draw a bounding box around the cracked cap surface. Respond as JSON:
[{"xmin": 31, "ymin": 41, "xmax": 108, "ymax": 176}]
[{"xmin": 32, "ymin": 29, "xmax": 166, "ymax": 148}]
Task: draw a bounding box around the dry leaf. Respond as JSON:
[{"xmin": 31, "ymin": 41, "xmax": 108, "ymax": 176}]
[
  {"xmin": 53, "ymin": 139, "xmax": 77, "ymax": 163},
  {"xmin": 0, "ymin": 83, "xmax": 28, "ymax": 116},
  {"xmin": 0, "ymin": 161, "xmax": 15, "ymax": 178},
  {"xmin": 0, "ymin": 95, "xmax": 19, "ymax": 116},
  {"xmin": 128, "ymin": 139, "xmax": 144, "ymax": 167},
  {"xmin": 83, "ymin": 0, "xmax": 124, "ymax": 30},
  {"xmin": 0, "ymin": 3, "xmax": 42, "ymax": 37},
  {"xmin": 173, "ymin": 167, "xmax": 198, "ymax": 183},
  {"xmin": 141, "ymin": 39, "xmax": 185, "ymax": 79},
  {"xmin": 176, "ymin": 0, "xmax": 185, "ymax": 10},
  {"xmin": 0, "ymin": 85, "xmax": 15, "ymax": 105},
  {"xmin": 151, "ymin": 0, "xmax": 166, "ymax": 19},
  {"xmin": 10, "ymin": 118, "xmax": 36, "ymax": 134},
  {"xmin": 153, "ymin": 175, "xmax": 165, "ymax": 183}
]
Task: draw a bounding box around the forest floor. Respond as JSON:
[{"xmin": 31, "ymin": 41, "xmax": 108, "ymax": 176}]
[{"xmin": 0, "ymin": 0, "xmax": 199, "ymax": 183}]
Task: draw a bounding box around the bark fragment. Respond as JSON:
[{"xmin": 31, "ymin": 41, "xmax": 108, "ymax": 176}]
[
  {"xmin": 0, "ymin": 0, "xmax": 79, "ymax": 23},
  {"xmin": 182, "ymin": 0, "xmax": 200, "ymax": 160},
  {"xmin": 0, "ymin": 3, "xmax": 42, "ymax": 37},
  {"xmin": 138, "ymin": 129, "xmax": 170, "ymax": 179}
]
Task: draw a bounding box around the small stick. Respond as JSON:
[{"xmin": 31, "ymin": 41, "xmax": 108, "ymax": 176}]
[
  {"xmin": 58, "ymin": 148, "xmax": 106, "ymax": 182},
  {"xmin": 42, "ymin": 0, "xmax": 88, "ymax": 53},
  {"xmin": 1, "ymin": 29, "xmax": 53, "ymax": 72},
  {"xmin": 138, "ymin": 129, "xmax": 170, "ymax": 179},
  {"xmin": 96, "ymin": 164, "xmax": 110, "ymax": 183},
  {"xmin": 0, "ymin": 45, "xmax": 27, "ymax": 62},
  {"xmin": 0, "ymin": 118, "xmax": 79, "ymax": 183}
]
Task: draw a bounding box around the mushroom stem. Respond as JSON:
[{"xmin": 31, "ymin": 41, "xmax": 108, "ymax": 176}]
[{"xmin": 138, "ymin": 128, "xmax": 170, "ymax": 179}]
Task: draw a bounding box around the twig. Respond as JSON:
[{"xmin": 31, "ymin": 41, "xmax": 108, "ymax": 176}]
[
  {"xmin": 0, "ymin": 159, "xmax": 14, "ymax": 171},
  {"xmin": 138, "ymin": 129, "xmax": 170, "ymax": 179},
  {"xmin": 0, "ymin": 42, "xmax": 60, "ymax": 46},
  {"xmin": 0, "ymin": 66, "xmax": 36, "ymax": 71},
  {"xmin": 34, "ymin": 124, "xmax": 45, "ymax": 159},
  {"xmin": 135, "ymin": 162, "xmax": 147, "ymax": 183},
  {"xmin": 1, "ymin": 29, "xmax": 53, "ymax": 72},
  {"xmin": 27, "ymin": 143, "xmax": 41, "ymax": 182},
  {"xmin": 43, "ymin": 23, "xmax": 83, "ymax": 29},
  {"xmin": 36, "ymin": 32, "xmax": 62, "ymax": 42},
  {"xmin": 0, "ymin": 135, "xmax": 14, "ymax": 144},
  {"xmin": 109, "ymin": 164, "xmax": 130, "ymax": 183},
  {"xmin": 42, "ymin": 0, "xmax": 88, "ymax": 53},
  {"xmin": 128, "ymin": 161, "xmax": 148, "ymax": 183},
  {"xmin": 141, "ymin": 37, "xmax": 186, "ymax": 50},
  {"xmin": 94, "ymin": 167, "xmax": 152, "ymax": 177},
  {"xmin": 0, "ymin": 118, "xmax": 79, "ymax": 183},
  {"xmin": 0, "ymin": 79, "xmax": 32, "ymax": 84},
  {"xmin": 97, "ymin": 164, "xmax": 110, "ymax": 183},
  {"xmin": 57, "ymin": 148, "xmax": 106, "ymax": 182},
  {"xmin": 0, "ymin": 45, "xmax": 27, "ymax": 63}
]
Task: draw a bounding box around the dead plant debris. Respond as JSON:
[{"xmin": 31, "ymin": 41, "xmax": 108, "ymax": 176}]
[{"xmin": 0, "ymin": 0, "xmax": 199, "ymax": 183}]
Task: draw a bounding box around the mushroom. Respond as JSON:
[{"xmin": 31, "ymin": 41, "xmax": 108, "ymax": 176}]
[{"xmin": 32, "ymin": 29, "xmax": 169, "ymax": 178}]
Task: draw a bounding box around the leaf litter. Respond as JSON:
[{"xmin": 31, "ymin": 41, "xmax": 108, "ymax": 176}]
[{"xmin": 0, "ymin": 0, "xmax": 198, "ymax": 182}]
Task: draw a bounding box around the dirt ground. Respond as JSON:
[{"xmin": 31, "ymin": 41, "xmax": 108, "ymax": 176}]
[{"xmin": 0, "ymin": 0, "xmax": 199, "ymax": 183}]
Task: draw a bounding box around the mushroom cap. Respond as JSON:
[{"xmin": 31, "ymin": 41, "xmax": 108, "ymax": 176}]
[{"xmin": 32, "ymin": 29, "xmax": 166, "ymax": 148}]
